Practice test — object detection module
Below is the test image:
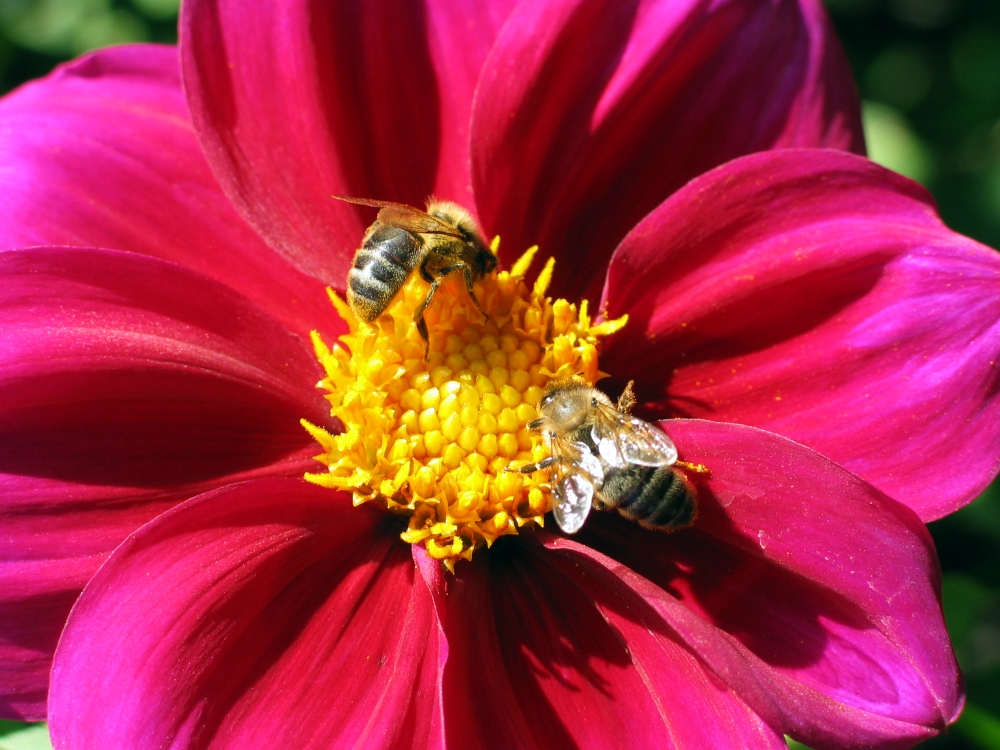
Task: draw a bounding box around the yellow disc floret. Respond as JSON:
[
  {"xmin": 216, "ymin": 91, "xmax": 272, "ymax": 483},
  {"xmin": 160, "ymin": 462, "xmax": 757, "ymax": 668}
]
[{"xmin": 302, "ymin": 239, "xmax": 627, "ymax": 571}]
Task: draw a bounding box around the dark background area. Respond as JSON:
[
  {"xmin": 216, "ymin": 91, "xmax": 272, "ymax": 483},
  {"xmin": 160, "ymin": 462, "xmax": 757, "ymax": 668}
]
[
  {"xmin": 824, "ymin": 1, "xmax": 1000, "ymax": 748},
  {"xmin": 0, "ymin": 1, "xmax": 997, "ymax": 748}
]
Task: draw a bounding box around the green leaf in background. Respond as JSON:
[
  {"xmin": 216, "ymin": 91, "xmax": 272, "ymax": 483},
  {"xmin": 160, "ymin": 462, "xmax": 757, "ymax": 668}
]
[
  {"xmin": 0, "ymin": 0, "xmax": 147, "ymax": 57},
  {"xmin": 862, "ymin": 100, "xmax": 936, "ymax": 183},
  {"xmin": 0, "ymin": 722, "xmax": 51, "ymax": 750},
  {"xmin": 129, "ymin": 0, "xmax": 179, "ymax": 22},
  {"xmin": 943, "ymin": 574, "xmax": 998, "ymax": 661},
  {"xmin": 0, "ymin": 0, "xmax": 179, "ymax": 94},
  {"xmin": 865, "ymin": 43, "xmax": 933, "ymax": 111},
  {"xmin": 956, "ymin": 705, "xmax": 1000, "ymax": 749}
]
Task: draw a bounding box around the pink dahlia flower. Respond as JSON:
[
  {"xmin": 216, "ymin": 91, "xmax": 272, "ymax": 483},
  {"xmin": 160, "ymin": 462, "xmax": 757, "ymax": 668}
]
[{"xmin": 0, "ymin": 0, "xmax": 997, "ymax": 748}]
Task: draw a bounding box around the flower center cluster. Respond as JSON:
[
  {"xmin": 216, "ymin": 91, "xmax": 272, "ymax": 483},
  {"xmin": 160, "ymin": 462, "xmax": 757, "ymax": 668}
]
[{"xmin": 303, "ymin": 240, "xmax": 626, "ymax": 570}]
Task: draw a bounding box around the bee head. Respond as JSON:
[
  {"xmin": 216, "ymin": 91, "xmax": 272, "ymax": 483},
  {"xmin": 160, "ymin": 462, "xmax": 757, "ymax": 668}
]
[
  {"xmin": 427, "ymin": 199, "xmax": 494, "ymax": 273},
  {"xmin": 536, "ymin": 381, "xmax": 597, "ymax": 433}
]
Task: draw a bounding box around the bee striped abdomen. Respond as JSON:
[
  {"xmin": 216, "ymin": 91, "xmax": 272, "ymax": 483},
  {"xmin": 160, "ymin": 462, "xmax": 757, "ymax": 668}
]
[
  {"xmin": 604, "ymin": 465, "xmax": 696, "ymax": 531},
  {"xmin": 347, "ymin": 224, "xmax": 424, "ymax": 321}
]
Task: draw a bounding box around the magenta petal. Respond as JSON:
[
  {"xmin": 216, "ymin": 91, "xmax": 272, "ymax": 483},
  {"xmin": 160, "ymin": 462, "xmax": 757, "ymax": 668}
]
[
  {"xmin": 409, "ymin": 0, "xmax": 520, "ymax": 201},
  {"xmin": 2, "ymin": 245, "xmax": 325, "ymax": 496},
  {"xmin": 181, "ymin": 0, "xmax": 516, "ymax": 286},
  {"xmin": 0, "ymin": 248, "xmax": 327, "ymax": 718},
  {"xmin": 568, "ymin": 419, "xmax": 960, "ymax": 748},
  {"xmin": 49, "ymin": 479, "xmax": 445, "ymax": 749},
  {"xmin": 0, "ymin": 560, "xmax": 90, "ymax": 721},
  {"xmin": 0, "ymin": 45, "xmax": 335, "ymax": 342},
  {"xmin": 472, "ymin": 0, "xmax": 862, "ymax": 297},
  {"xmin": 439, "ymin": 543, "xmax": 786, "ymax": 749},
  {"xmin": 602, "ymin": 148, "xmax": 1000, "ymax": 520}
]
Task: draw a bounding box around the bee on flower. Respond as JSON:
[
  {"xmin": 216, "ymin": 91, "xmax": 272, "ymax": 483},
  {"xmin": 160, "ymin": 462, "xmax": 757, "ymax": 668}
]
[{"xmin": 0, "ymin": 2, "xmax": 997, "ymax": 750}]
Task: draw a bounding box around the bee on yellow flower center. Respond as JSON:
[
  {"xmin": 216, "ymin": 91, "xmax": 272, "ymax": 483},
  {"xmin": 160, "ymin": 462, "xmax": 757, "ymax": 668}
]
[{"xmin": 302, "ymin": 234, "xmax": 627, "ymax": 572}]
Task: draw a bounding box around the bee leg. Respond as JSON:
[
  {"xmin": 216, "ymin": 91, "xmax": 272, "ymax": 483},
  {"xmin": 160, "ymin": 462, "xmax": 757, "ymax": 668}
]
[
  {"xmin": 462, "ymin": 265, "xmax": 490, "ymax": 323},
  {"xmin": 414, "ymin": 262, "xmax": 473, "ymax": 360},
  {"xmin": 505, "ymin": 456, "xmax": 557, "ymax": 474},
  {"xmin": 413, "ymin": 278, "xmax": 444, "ymax": 361}
]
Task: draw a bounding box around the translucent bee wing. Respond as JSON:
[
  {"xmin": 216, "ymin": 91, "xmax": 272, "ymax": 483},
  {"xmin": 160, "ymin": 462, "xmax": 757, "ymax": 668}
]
[
  {"xmin": 591, "ymin": 402, "xmax": 678, "ymax": 468},
  {"xmin": 571, "ymin": 442, "xmax": 605, "ymax": 482},
  {"xmin": 332, "ymin": 195, "xmax": 465, "ymax": 238},
  {"xmin": 377, "ymin": 206, "xmax": 466, "ymax": 237},
  {"xmin": 332, "ymin": 195, "xmax": 408, "ymax": 209},
  {"xmin": 619, "ymin": 416, "xmax": 679, "ymax": 466},
  {"xmin": 552, "ymin": 472, "xmax": 594, "ymax": 533},
  {"xmin": 546, "ymin": 439, "xmax": 601, "ymax": 533},
  {"xmin": 594, "ymin": 428, "xmax": 626, "ymax": 467}
]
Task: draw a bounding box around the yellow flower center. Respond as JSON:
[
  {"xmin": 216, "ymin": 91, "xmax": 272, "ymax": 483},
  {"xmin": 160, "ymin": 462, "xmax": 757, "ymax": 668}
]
[{"xmin": 302, "ymin": 239, "xmax": 627, "ymax": 571}]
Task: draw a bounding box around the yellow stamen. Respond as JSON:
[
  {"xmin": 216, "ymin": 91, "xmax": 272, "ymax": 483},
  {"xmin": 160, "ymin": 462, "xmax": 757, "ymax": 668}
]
[{"xmin": 303, "ymin": 241, "xmax": 626, "ymax": 571}]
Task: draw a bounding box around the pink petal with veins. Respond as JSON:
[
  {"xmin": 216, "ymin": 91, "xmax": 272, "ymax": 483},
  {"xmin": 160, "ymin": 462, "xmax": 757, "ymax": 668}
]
[
  {"xmin": 0, "ymin": 248, "xmax": 327, "ymax": 718},
  {"xmin": 49, "ymin": 479, "xmax": 446, "ymax": 750},
  {"xmin": 473, "ymin": 0, "xmax": 862, "ymax": 298},
  {"xmin": 0, "ymin": 45, "xmax": 336, "ymax": 343},
  {"xmin": 438, "ymin": 541, "xmax": 786, "ymax": 750},
  {"xmin": 568, "ymin": 419, "xmax": 960, "ymax": 748},
  {"xmin": 602, "ymin": 149, "xmax": 1000, "ymax": 520},
  {"xmin": 180, "ymin": 0, "xmax": 517, "ymax": 286}
]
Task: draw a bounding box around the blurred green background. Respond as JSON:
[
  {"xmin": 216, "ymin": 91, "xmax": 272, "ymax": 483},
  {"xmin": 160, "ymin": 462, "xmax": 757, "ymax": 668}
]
[
  {"xmin": 0, "ymin": 0, "xmax": 997, "ymax": 749},
  {"xmin": 823, "ymin": 1, "xmax": 1000, "ymax": 748}
]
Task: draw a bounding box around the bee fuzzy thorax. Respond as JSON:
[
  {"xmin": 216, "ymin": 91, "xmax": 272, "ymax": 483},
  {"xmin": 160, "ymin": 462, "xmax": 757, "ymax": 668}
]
[
  {"xmin": 425, "ymin": 200, "xmax": 481, "ymax": 240},
  {"xmin": 303, "ymin": 239, "xmax": 628, "ymax": 571},
  {"xmin": 340, "ymin": 196, "xmax": 497, "ymax": 356}
]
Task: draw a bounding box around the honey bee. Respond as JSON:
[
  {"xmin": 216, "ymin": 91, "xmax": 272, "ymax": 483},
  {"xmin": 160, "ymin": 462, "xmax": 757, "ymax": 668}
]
[
  {"xmin": 336, "ymin": 196, "xmax": 497, "ymax": 355},
  {"xmin": 511, "ymin": 380, "xmax": 698, "ymax": 534}
]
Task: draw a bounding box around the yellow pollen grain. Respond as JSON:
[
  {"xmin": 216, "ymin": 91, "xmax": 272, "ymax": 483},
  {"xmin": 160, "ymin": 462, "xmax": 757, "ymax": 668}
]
[
  {"xmin": 482, "ymin": 393, "xmax": 503, "ymax": 416},
  {"xmin": 458, "ymin": 425, "xmax": 480, "ymax": 453},
  {"xmin": 477, "ymin": 433, "xmax": 499, "ymax": 459},
  {"xmin": 418, "ymin": 408, "xmax": 440, "ymax": 433},
  {"xmin": 441, "ymin": 413, "xmax": 463, "ymax": 442},
  {"xmin": 498, "ymin": 408, "xmax": 520, "ymax": 433},
  {"xmin": 302, "ymin": 240, "xmax": 627, "ymax": 571}
]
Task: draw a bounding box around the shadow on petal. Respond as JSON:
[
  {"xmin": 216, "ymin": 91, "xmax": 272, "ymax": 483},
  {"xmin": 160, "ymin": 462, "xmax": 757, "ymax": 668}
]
[
  {"xmin": 601, "ymin": 150, "xmax": 1000, "ymax": 520},
  {"xmin": 578, "ymin": 509, "xmax": 887, "ymax": 682},
  {"xmin": 554, "ymin": 420, "xmax": 959, "ymax": 745},
  {"xmin": 49, "ymin": 480, "xmax": 446, "ymax": 750},
  {"xmin": 1, "ymin": 369, "xmax": 316, "ymax": 489},
  {"xmin": 474, "ymin": 0, "xmax": 862, "ymax": 300},
  {"xmin": 0, "ymin": 582, "xmax": 80, "ymax": 719},
  {"xmin": 182, "ymin": 0, "xmax": 448, "ymax": 286},
  {"xmin": 186, "ymin": 513, "xmax": 411, "ymax": 747},
  {"xmin": 442, "ymin": 534, "xmax": 787, "ymax": 749},
  {"xmin": 605, "ymin": 259, "xmax": 887, "ymax": 421},
  {"xmin": 443, "ymin": 538, "xmax": 664, "ymax": 748}
]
